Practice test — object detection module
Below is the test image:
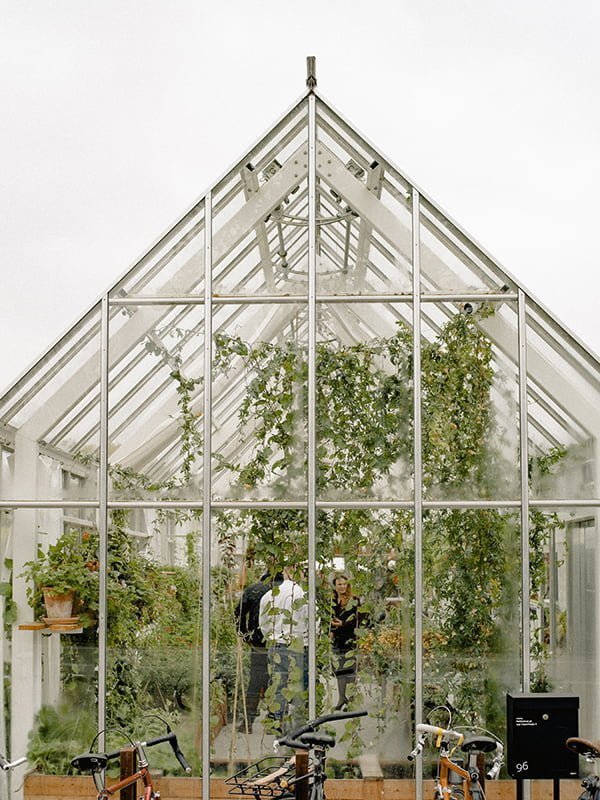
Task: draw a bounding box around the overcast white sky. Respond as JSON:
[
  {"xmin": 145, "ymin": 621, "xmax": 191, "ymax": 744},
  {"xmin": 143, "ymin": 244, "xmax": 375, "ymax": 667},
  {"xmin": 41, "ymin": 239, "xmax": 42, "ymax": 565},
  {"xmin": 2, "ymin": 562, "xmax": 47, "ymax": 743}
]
[{"xmin": 1, "ymin": 0, "xmax": 599, "ymax": 395}]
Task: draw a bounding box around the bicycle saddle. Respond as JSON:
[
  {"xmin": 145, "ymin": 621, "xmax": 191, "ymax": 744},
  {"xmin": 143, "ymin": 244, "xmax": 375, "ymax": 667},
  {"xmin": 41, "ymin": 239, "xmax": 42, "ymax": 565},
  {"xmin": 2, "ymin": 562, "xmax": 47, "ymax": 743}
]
[
  {"xmin": 71, "ymin": 753, "xmax": 109, "ymax": 772},
  {"xmin": 299, "ymin": 733, "xmax": 336, "ymax": 747},
  {"xmin": 461, "ymin": 736, "xmax": 498, "ymax": 754},
  {"xmin": 566, "ymin": 738, "xmax": 600, "ymax": 759}
]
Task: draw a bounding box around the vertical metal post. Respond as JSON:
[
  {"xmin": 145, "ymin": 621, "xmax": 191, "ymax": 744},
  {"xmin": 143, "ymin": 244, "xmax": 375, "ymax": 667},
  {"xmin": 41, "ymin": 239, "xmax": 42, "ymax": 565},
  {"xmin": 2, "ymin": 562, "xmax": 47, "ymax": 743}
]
[
  {"xmin": 307, "ymin": 92, "xmax": 317, "ymax": 720},
  {"xmin": 548, "ymin": 527, "xmax": 557, "ymax": 653},
  {"xmin": 98, "ymin": 294, "xmax": 109, "ymax": 743},
  {"xmin": 518, "ymin": 289, "xmax": 530, "ymax": 691},
  {"xmin": 412, "ymin": 189, "xmax": 424, "ymax": 800},
  {"xmin": 202, "ymin": 194, "xmax": 213, "ymax": 800}
]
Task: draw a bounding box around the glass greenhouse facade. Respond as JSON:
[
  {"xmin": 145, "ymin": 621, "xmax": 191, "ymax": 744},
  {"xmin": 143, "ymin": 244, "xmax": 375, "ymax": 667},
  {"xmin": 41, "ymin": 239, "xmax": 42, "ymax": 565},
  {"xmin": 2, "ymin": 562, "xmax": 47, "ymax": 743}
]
[{"xmin": 1, "ymin": 76, "xmax": 599, "ymax": 799}]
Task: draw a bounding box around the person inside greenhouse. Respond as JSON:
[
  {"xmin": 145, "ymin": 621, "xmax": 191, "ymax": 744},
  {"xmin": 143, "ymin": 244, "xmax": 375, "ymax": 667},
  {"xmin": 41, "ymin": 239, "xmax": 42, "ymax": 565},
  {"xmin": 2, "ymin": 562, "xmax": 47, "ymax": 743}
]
[
  {"xmin": 234, "ymin": 571, "xmax": 271, "ymax": 733},
  {"xmin": 330, "ymin": 572, "xmax": 367, "ymax": 710},
  {"xmin": 258, "ymin": 565, "xmax": 308, "ymax": 734}
]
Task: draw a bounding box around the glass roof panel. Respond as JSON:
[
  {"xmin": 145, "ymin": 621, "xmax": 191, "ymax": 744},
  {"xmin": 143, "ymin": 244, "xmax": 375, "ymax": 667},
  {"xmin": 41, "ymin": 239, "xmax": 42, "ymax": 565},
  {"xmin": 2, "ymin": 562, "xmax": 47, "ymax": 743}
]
[
  {"xmin": 0, "ymin": 90, "xmax": 598, "ymax": 492},
  {"xmin": 0, "ymin": 303, "xmax": 103, "ymax": 435},
  {"xmin": 107, "ymin": 302, "xmax": 204, "ymax": 498},
  {"xmin": 110, "ymin": 201, "xmax": 205, "ymax": 298}
]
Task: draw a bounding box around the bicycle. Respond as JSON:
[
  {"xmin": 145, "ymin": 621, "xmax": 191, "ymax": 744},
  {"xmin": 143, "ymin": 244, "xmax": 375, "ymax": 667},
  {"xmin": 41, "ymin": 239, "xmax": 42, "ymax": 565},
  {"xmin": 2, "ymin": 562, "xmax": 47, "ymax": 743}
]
[
  {"xmin": 409, "ymin": 721, "xmax": 504, "ymax": 800},
  {"xmin": 566, "ymin": 737, "xmax": 600, "ymax": 800},
  {"xmin": 226, "ymin": 709, "xmax": 367, "ymax": 800},
  {"xmin": 71, "ymin": 723, "xmax": 191, "ymax": 799}
]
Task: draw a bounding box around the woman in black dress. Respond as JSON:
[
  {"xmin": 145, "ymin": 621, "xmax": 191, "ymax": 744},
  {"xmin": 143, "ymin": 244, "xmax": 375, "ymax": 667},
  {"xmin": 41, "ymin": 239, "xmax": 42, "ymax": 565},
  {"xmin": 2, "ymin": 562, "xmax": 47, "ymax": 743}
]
[{"xmin": 330, "ymin": 573, "xmax": 365, "ymax": 710}]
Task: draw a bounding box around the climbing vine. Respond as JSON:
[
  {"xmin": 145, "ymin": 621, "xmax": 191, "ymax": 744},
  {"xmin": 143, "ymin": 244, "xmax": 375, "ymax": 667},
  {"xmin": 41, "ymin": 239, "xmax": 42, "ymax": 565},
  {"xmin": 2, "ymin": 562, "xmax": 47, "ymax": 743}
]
[
  {"xmin": 29, "ymin": 305, "xmax": 569, "ymax": 772},
  {"xmin": 211, "ymin": 305, "xmax": 564, "ymax": 733}
]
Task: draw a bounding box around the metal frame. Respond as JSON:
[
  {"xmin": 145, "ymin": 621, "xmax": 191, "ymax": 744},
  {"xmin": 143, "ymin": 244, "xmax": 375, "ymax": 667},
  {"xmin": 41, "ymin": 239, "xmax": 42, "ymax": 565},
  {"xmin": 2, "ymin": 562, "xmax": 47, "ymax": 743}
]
[{"xmin": 2, "ymin": 73, "xmax": 600, "ymax": 799}]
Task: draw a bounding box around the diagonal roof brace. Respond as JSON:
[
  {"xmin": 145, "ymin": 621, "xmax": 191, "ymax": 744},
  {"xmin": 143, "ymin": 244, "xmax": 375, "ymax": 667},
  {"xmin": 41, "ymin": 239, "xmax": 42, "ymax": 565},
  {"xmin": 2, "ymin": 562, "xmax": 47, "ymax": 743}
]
[{"xmin": 20, "ymin": 143, "xmax": 310, "ymax": 442}]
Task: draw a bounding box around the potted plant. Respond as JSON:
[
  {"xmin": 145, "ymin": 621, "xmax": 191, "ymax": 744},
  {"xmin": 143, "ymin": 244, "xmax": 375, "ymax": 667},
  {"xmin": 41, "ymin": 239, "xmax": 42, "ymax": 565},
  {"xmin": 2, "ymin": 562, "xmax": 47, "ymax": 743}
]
[{"xmin": 20, "ymin": 529, "xmax": 99, "ymax": 627}]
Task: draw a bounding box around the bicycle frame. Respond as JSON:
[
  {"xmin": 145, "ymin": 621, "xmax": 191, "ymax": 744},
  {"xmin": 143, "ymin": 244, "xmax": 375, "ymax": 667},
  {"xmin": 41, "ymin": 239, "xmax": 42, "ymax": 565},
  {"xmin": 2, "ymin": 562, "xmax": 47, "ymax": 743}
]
[
  {"xmin": 90, "ymin": 744, "xmax": 156, "ymax": 800},
  {"xmin": 434, "ymin": 740, "xmax": 485, "ymax": 800},
  {"xmin": 95, "ymin": 767, "xmax": 155, "ymax": 800},
  {"xmin": 409, "ymin": 723, "xmax": 503, "ymax": 800}
]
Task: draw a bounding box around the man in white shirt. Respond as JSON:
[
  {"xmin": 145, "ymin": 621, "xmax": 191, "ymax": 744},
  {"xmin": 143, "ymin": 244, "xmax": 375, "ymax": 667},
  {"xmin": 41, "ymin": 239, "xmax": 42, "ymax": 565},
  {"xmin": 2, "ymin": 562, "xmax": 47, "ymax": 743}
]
[{"xmin": 259, "ymin": 566, "xmax": 308, "ymax": 732}]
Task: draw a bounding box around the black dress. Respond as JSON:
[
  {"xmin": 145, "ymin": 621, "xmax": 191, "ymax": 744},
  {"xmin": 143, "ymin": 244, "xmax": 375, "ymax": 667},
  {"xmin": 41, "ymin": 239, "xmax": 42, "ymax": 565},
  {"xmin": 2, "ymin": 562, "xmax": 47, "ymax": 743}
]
[{"xmin": 331, "ymin": 594, "xmax": 362, "ymax": 675}]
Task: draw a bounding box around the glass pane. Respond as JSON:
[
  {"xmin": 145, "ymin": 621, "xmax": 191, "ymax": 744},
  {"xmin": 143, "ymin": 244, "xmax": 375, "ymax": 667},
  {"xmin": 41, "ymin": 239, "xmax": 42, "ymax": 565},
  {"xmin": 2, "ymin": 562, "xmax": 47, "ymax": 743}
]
[
  {"xmin": 0, "ymin": 305, "xmax": 103, "ymax": 455},
  {"xmin": 423, "ymin": 509, "xmax": 520, "ymax": 733},
  {"xmin": 527, "ymin": 307, "xmax": 599, "ymax": 500},
  {"xmin": 422, "ymin": 300, "xmax": 520, "ymax": 501},
  {"xmin": 316, "ymin": 509, "xmax": 415, "ymax": 777},
  {"xmin": 212, "ymin": 105, "xmax": 309, "ymax": 297},
  {"xmin": 110, "ymin": 202, "xmax": 205, "ymax": 298},
  {"xmin": 106, "ymin": 507, "xmax": 202, "ymax": 773},
  {"xmin": 108, "ymin": 303, "xmax": 203, "ymax": 501},
  {"xmin": 529, "ymin": 510, "xmax": 597, "ymax": 735},
  {"xmin": 316, "ymin": 102, "xmax": 413, "ymax": 296},
  {"xmin": 419, "ymin": 197, "xmax": 510, "ymax": 294},
  {"xmin": 316, "ymin": 302, "xmax": 413, "ymax": 501},
  {"xmin": 211, "ymin": 510, "xmax": 309, "ymax": 770},
  {"xmin": 11, "ymin": 509, "xmax": 99, "ymax": 774},
  {"xmin": 212, "ymin": 303, "xmax": 307, "ymax": 501}
]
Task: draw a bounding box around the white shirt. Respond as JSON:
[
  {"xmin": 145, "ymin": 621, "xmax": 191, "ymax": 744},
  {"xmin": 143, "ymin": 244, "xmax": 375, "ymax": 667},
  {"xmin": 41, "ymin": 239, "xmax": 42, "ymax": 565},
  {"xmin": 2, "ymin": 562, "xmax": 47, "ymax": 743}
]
[{"xmin": 259, "ymin": 579, "xmax": 308, "ymax": 647}]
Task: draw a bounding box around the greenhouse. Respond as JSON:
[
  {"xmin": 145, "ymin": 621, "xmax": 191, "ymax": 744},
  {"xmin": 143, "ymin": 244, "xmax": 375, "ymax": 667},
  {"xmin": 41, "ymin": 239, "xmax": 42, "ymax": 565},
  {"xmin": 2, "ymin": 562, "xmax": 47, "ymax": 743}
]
[{"xmin": 1, "ymin": 61, "xmax": 599, "ymax": 800}]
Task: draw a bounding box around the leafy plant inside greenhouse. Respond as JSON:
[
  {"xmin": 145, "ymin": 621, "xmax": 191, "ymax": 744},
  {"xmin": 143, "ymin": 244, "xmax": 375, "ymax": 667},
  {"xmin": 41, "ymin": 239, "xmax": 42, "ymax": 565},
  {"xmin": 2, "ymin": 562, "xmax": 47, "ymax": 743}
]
[{"xmin": 23, "ymin": 306, "xmax": 565, "ymax": 773}]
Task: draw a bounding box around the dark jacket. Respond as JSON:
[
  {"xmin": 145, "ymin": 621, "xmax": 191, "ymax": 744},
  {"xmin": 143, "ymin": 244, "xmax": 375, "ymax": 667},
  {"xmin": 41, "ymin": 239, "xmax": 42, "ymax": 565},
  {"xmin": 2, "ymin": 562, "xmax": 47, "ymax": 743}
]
[
  {"xmin": 330, "ymin": 595, "xmax": 366, "ymax": 652},
  {"xmin": 234, "ymin": 581, "xmax": 270, "ymax": 647}
]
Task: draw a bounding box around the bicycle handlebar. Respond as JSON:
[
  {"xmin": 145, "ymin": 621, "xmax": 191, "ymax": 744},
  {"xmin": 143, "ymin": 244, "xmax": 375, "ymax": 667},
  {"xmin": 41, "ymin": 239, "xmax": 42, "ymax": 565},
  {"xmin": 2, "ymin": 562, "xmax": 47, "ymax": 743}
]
[
  {"xmin": 0, "ymin": 754, "xmax": 26, "ymax": 772},
  {"xmin": 274, "ymin": 710, "xmax": 367, "ymax": 751},
  {"xmin": 408, "ymin": 724, "xmax": 465, "ymax": 760},
  {"xmin": 486, "ymin": 742, "xmax": 504, "ymax": 780},
  {"xmin": 104, "ymin": 731, "xmax": 191, "ymax": 774},
  {"xmin": 408, "ymin": 724, "xmax": 504, "ymax": 779}
]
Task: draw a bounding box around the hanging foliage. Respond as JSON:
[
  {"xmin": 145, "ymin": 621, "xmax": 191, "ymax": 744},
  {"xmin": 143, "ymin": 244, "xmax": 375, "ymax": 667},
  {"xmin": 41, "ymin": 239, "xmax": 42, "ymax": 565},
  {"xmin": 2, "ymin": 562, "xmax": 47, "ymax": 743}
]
[{"xmin": 211, "ymin": 306, "xmax": 564, "ymax": 730}]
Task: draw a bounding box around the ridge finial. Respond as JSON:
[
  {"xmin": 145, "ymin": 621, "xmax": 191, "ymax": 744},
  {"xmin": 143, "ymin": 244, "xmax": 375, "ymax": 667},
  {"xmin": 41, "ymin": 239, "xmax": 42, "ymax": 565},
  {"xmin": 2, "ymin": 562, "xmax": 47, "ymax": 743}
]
[{"xmin": 306, "ymin": 56, "xmax": 317, "ymax": 89}]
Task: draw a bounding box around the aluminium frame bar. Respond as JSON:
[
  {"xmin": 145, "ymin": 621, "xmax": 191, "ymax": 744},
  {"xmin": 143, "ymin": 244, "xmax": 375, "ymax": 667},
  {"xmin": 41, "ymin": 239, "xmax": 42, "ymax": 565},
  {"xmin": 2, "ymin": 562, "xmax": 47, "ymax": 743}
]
[
  {"xmin": 307, "ymin": 90, "xmax": 318, "ymax": 720},
  {"xmin": 412, "ymin": 187, "xmax": 424, "ymax": 800},
  {"xmin": 202, "ymin": 193, "xmax": 213, "ymax": 800},
  {"xmin": 109, "ymin": 292, "xmax": 518, "ymax": 305},
  {"xmin": 2, "ymin": 499, "xmax": 600, "ymax": 510},
  {"xmin": 518, "ymin": 288, "xmax": 531, "ymax": 691},
  {"xmin": 98, "ymin": 294, "xmax": 109, "ymax": 744}
]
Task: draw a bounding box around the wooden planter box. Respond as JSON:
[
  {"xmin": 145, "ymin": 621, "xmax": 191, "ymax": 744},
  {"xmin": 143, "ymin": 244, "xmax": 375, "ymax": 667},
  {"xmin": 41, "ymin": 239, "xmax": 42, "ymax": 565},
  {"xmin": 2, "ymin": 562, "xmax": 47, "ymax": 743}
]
[{"xmin": 24, "ymin": 775, "xmax": 585, "ymax": 800}]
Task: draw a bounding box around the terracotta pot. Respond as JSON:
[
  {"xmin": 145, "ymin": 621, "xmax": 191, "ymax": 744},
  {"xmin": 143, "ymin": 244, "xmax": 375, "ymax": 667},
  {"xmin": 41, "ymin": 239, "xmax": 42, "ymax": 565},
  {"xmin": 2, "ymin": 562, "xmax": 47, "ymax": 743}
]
[{"xmin": 42, "ymin": 588, "xmax": 75, "ymax": 619}]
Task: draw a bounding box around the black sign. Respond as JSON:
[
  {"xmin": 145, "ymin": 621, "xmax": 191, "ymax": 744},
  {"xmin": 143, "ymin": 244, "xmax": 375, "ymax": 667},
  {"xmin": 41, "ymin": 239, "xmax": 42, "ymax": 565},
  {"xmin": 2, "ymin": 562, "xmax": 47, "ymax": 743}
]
[{"xmin": 506, "ymin": 693, "xmax": 579, "ymax": 779}]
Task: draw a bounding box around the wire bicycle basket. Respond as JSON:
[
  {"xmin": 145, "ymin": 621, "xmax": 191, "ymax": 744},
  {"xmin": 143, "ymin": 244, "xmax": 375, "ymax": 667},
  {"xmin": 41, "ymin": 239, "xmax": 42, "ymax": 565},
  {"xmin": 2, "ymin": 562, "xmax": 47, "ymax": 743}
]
[{"xmin": 226, "ymin": 757, "xmax": 296, "ymax": 798}]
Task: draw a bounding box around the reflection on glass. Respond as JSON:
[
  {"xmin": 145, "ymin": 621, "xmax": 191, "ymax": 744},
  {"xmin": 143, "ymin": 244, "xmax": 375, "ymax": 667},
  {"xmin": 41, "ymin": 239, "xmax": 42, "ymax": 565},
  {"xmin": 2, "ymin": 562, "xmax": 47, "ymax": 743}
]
[
  {"xmin": 106, "ymin": 508, "xmax": 202, "ymax": 774},
  {"xmin": 530, "ymin": 513, "xmax": 597, "ymax": 735},
  {"xmin": 526, "ymin": 307, "xmax": 599, "ymax": 501},
  {"xmin": 423, "ymin": 510, "xmax": 520, "ymax": 732}
]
